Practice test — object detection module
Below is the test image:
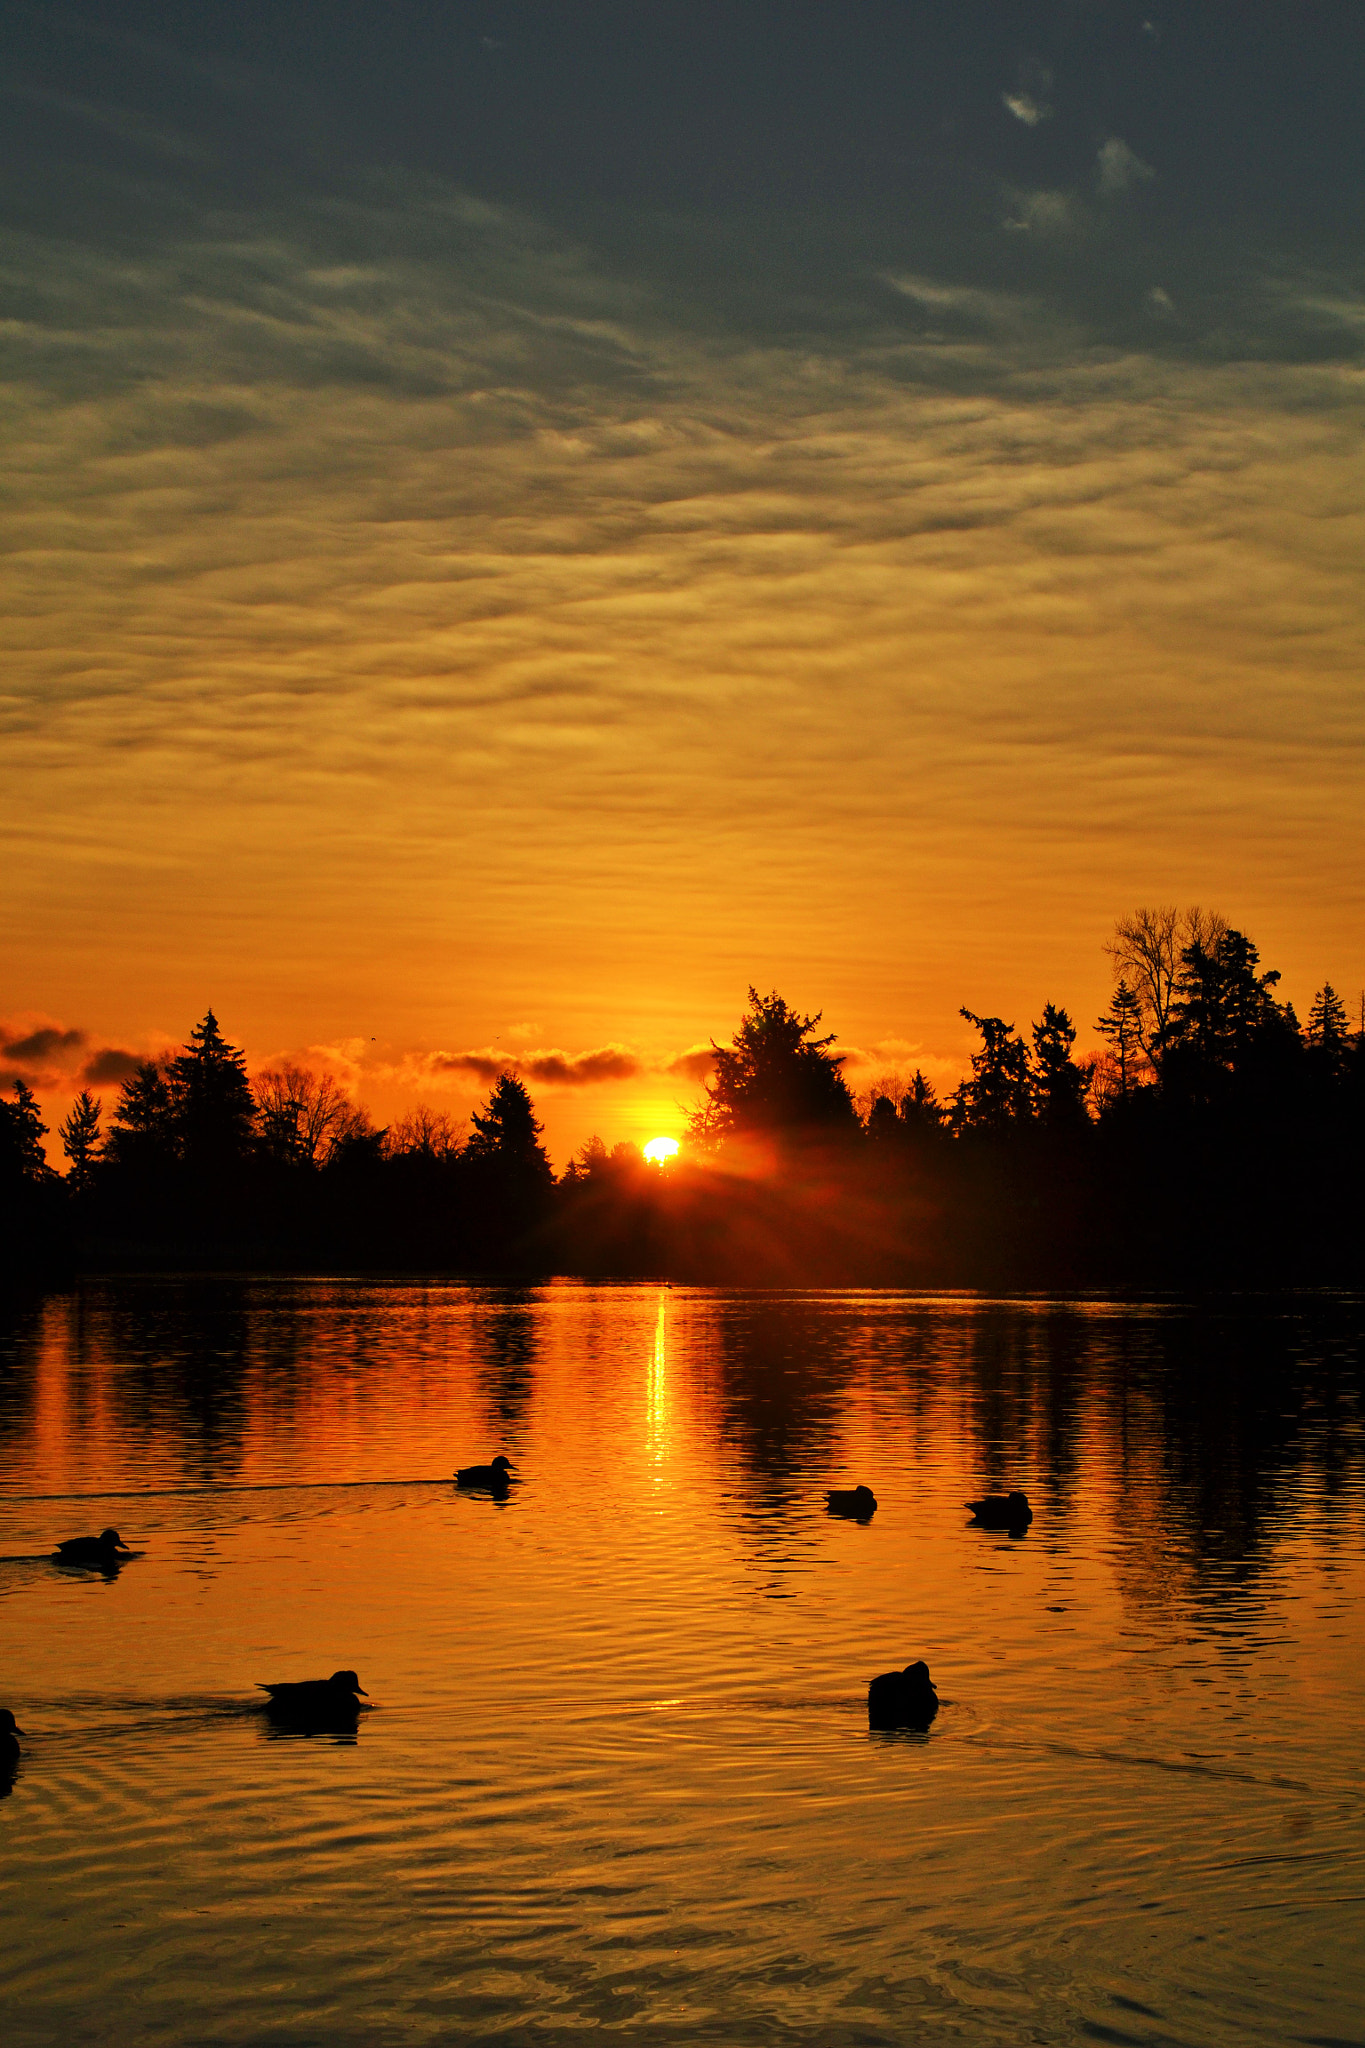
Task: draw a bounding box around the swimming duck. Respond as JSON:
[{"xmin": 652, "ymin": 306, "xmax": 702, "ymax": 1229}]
[
  {"xmin": 53, "ymin": 1527, "xmax": 132, "ymax": 1567},
  {"xmin": 455, "ymin": 1454, "xmax": 513, "ymax": 1492},
  {"xmin": 0, "ymin": 1708, "xmax": 24, "ymax": 1766},
  {"xmin": 966, "ymin": 1490, "xmax": 1033, "ymax": 1529},
  {"xmin": 826, "ymin": 1484, "xmax": 877, "ymax": 1519},
  {"xmin": 257, "ymin": 1670, "xmax": 368, "ymax": 1725},
  {"xmin": 868, "ymin": 1659, "xmax": 939, "ymax": 1731}
]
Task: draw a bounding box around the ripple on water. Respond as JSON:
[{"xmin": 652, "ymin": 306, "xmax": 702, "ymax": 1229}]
[{"xmin": 1, "ymin": 1280, "xmax": 1363, "ymax": 2046}]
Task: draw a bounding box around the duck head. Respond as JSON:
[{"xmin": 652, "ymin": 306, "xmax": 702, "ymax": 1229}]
[
  {"xmin": 98, "ymin": 1528, "xmax": 131, "ymax": 1550},
  {"xmin": 329, "ymin": 1671, "xmax": 367, "ymax": 1695},
  {"xmin": 0, "ymin": 1709, "xmax": 24, "ymax": 1736},
  {"xmin": 491, "ymin": 1456, "xmax": 513, "ymax": 1474}
]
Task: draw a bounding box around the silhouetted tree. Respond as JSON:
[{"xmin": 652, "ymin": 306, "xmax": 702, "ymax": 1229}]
[
  {"xmin": 467, "ymin": 1074, "xmax": 553, "ymax": 1185},
  {"xmin": 952, "ymin": 1011, "xmax": 1033, "ymax": 1132},
  {"xmin": 0, "ymin": 1080, "xmax": 52, "ymax": 1183},
  {"xmin": 1031, "ymin": 1004, "xmax": 1090, "ymax": 1127},
  {"xmin": 1107, "ymin": 905, "xmax": 1226, "ymax": 1062},
  {"xmin": 385, "ymin": 1103, "xmax": 465, "ymax": 1161},
  {"xmin": 1163, "ymin": 928, "xmax": 1292, "ymax": 1096},
  {"xmin": 170, "ymin": 1010, "xmax": 256, "ymax": 1172},
  {"xmin": 688, "ymin": 989, "xmax": 857, "ymax": 1150},
  {"xmin": 865, "ymin": 1093, "xmax": 902, "ymax": 1143},
  {"xmin": 59, "ymin": 1089, "xmax": 103, "ymax": 1194},
  {"xmin": 1307, "ymin": 983, "xmax": 1350, "ymax": 1083},
  {"xmin": 255, "ymin": 1066, "xmax": 367, "ymax": 1167},
  {"xmin": 1095, "ymin": 979, "xmax": 1146, "ymax": 1099},
  {"xmin": 107, "ymin": 1059, "xmax": 177, "ymax": 1171}
]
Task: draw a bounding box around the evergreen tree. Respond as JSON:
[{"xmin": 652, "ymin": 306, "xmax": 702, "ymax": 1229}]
[
  {"xmin": 951, "ymin": 1011, "xmax": 1034, "ymax": 1132},
  {"xmin": 59, "ymin": 1089, "xmax": 103, "ymax": 1194},
  {"xmin": 466, "ymin": 1073, "xmax": 553, "ymax": 1185},
  {"xmin": 1165, "ymin": 929, "xmax": 1288, "ymax": 1084},
  {"xmin": 169, "ymin": 1010, "xmax": 256, "ymax": 1170},
  {"xmin": 1307, "ymin": 984, "xmax": 1350, "ymax": 1081},
  {"xmin": 688, "ymin": 989, "xmax": 857, "ymax": 1150},
  {"xmin": 1095, "ymin": 980, "xmax": 1146, "ymax": 1098},
  {"xmin": 0, "ymin": 1080, "xmax": 52, "ymax": 1183},
  {"xmin": 1031, "ymin": 1004, "xmax": 1090, "ymax": 1127},
  {"xmin": 108, "ymin": 1059, "xmax": 177, "ymax": 1168},
  {"xmin": 900, "ymin": 1071, "xmax": 945, "ymax": 1134},
  {"xmin": 865, "ymin": 1093, "xmax": 902, "ymax": 1143}
]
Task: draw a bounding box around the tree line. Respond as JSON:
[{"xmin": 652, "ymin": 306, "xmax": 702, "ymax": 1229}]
[{"xmin": 3, "ymin": 908, "xmax": 1362, "ymax": 1285}]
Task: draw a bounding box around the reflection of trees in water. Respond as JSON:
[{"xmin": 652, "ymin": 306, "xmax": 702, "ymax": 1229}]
[
  {"xmin": 705, "ymin": 1293, "xmax": 1365, "ymax": 1622},
  {"xmin": 708, "ymin": 1298, "xmax": 854, "ymax": 1516},
  {"xmin": 0, "ymin": 1291, "xmax": 47, "ymax": 1460},
  {"xmin": 473, "ymin": 1292, "xmax": 539, "ymax": 1443},
  {"xmin": 77, "ymin": 1278, "xmax": 254, "ymax": 1487},
  {"xmin": 1110, "ymin": 1303, "xmax": 1365, "ymax": 1610}
]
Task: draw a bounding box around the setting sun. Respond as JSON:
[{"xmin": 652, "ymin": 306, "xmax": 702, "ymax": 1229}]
[{"xmin": 643, "ymin": 1137, "xmax": 680, "ymax": 1165}]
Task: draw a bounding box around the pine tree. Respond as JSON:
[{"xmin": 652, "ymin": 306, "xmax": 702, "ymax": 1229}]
[
  {"xmin": 1031, "ymin": 1004, "xmax": 1090, "ymax": 1127},
  {"xmin": 1307, "ymin": 983, "xmax": 1350, "ymax": 1082},
  {"xmin": 900, "ymin": 1071, "xmax": 945, "ymax": 1134},
  {"xmin": 59, "ymin": 1089, "xmax": 103, "ymax": 1194},
  {"xmin": 1096, "ymin": 980, "xmax": 1146, "ymax": 1098},
  {"xmin": 688, "ymin": 989, "xmax": 858, "ymax": 1151},
  {"xmin": 0, "ymin": 1080, "xmax": 52, "ymax": 1183},
  {"xmin": 108, "ymin": 1060, "xmax": 177, "ymax": 1168},
  {"xmin": 951, "ymin": 1011, "xmax": 1034, "ymax": 1132},
  {"xmin": 466, "ymin": 1073, "xmax": 553, "ymax": 1184},
  {"xmin": 169, "ymin": 1010, "xmax": 256, "ymax": 1170}
]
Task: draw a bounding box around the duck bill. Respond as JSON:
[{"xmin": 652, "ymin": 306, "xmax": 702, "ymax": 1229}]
[{"xmin": 355, "ymin": 1686, "xmax": 368, "ymax": 1695}]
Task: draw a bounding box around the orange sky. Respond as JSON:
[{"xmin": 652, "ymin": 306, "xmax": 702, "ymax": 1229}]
[{"xmin": 4, "ymin": 8, "xmax": 1364, "ymax": 1167}]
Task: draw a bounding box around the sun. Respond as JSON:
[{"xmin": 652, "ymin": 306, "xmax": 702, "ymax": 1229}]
[{"xmin": 642, "ymin": 1136, "xmax": 680, "ymax": 1165}]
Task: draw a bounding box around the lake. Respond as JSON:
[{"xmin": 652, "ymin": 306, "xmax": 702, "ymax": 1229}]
[{"xmin": 1, "ymin": 1278, "xmax": 1363, "ymax": 2046}]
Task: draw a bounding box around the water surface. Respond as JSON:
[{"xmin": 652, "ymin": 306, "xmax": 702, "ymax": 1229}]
[{"xmin": 1, "ymin": 1280, "xmax": 1363, "ymax": 2045}]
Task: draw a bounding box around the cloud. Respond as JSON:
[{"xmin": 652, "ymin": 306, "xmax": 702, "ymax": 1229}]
[
  {"xmin": 663, "ymin": 1045, "xmax": 717, "ymax": 1084},
  {"xmin": 1003, "ymin": 59, "xmax": 1053, "ymax": 127},
  {"xmin": 0, "ymin": 1024, "xmax": 86, "ymax": 1064},
  {"xmin": 4, "ymin": 142, "xmax": 1365, "ymax": 1103},
  {"xmin": 82, "ymin": 1047, "xmax": 143, "ymax": 1085},
  {"xmin": 1003, "ymin": 93, "xmax": 1050, "ymax": 128},
  {"xmin": 0, "ymin": 1016, "xmax": 154, "ymax": 1095},
  {"xmin": 1002, "ymin": 187, "xmax": 1084, "ymax": 237},
  {"xmin": 522, "ymin": 1046, "xmax": 642, "ymax": 1084},
  {"xmin": 1097, "ymin": 137, "xmax": 1155, "ymax": 196},
  {"xmin": 413, "ymin": 1044, "xmax": 645, "ymax": 1089}
]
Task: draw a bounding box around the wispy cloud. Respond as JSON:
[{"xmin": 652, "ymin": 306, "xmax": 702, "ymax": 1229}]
[
  {"xmin": 3, "ymin": 147, "xmax": 1363, "ymax": 1127},
  {"xmin": 1003, "ymin": 59, "xmax": 1053, "ymax": 128},
  {"xmin": 1097, "ymin": 137, "xmax": 1155, "ymax": 196}
]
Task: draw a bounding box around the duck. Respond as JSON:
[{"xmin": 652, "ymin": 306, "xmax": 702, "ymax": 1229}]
[
  {"xmin": 0, "ymin": 1708, "xmax": 24, "ymax": 1767},
  {"xmin": 53, "ymin": 1527, "xmax": 133, "ymax": 1567},
  {"xmin": 966, "ymin": 1489, "xmax": 1033, "ymax": 1529},
  {"xmin": 868, "ymin": 1659, "xmax": 939, "ymax": 1731},
  {"xmin": 257, "ymin": 1670, "xmax": 368, "ymax": 1725},
  {"xmin": 826, "ymin": 1483, "xmax": 877, "ymax": 1519},
  {"xmin": 455, "ymin": 1454, "xmax": 513, "ymax": 1492}
]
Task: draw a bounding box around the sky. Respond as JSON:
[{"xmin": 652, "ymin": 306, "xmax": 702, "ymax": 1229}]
[{"xmin": 4, "ymin": 1, "xmax": 1364, "ymax": 1165}]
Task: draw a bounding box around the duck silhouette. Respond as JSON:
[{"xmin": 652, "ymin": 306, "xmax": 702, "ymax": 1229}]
[
  {"xmin": 455, "ymin": 1454, "xmax": 513, "ymax": 1493},
  {"xmin": 257, "ymin": 1670, "xmax": 368, "ymax": 1730},
  {"xmin": 868, "ymin": 1659, "xmax": 939, "ymax": 1731},
  {"xmin": 966, "ymin": 1490, "xmax": 1033, "ymax": 1530},
  {"xmin": 53, "ymin": 1527, "xmax": 132, "ymax": 1568},
  {"xmin": 0, "ymin": 1708, "xmax": 24, "ymax": 1768},
  {"xmin": 826, "ymin": 1483, "xmax": 877, "ymax": 1519}
]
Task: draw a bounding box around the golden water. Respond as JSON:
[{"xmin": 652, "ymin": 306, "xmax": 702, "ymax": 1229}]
[{"xmin": 1, "ymin": 1280, "xmax": 1363, "ymax": 2045}]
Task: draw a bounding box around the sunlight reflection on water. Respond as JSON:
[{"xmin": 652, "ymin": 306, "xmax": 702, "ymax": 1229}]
[{"xmin": 0, "ymin": 1278, "xmax": 1362, "ymax": 2045}]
